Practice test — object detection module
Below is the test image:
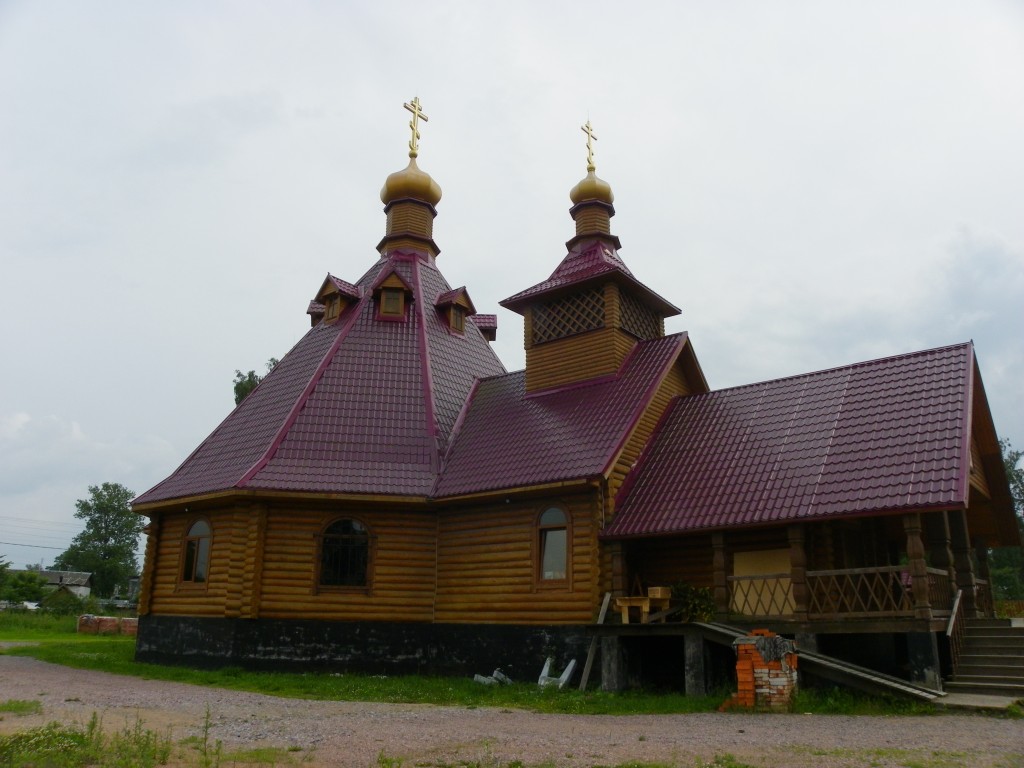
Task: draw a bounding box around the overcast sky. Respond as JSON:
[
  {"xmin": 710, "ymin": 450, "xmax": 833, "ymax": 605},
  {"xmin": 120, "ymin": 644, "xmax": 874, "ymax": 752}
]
[{"xmin": 1, "ymin": 1, "xmax": 1022, "ymax": 568}]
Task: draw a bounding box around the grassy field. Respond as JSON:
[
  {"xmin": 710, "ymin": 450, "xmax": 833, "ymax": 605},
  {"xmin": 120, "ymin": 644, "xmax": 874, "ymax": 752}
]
[{"xmin": 0, "ymin": 611, "xmax": 939, "ymax": 717}]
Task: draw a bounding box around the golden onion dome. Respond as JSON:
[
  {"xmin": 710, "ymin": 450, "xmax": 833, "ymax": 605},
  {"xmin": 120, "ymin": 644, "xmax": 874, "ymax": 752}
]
[
  {"xmin": 569, "ymin": 168, "xmax": 614, "ymax": 206},
  {"xmin": 380, "ymin": 157, "xmax": 442, "ymax": 207}
]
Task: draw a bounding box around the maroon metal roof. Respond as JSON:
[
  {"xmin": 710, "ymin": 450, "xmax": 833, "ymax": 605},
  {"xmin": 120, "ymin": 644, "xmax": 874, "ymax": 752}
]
[
  {"xmin": 326, "ymin": 275, "xmax": 361, "ymax": 299},
  {"xmin": 134, "ymin": 249, "xmax": 506, "ymax": 505},
  {"xmin": 500, "ymin": 239, "xmax": 680, "ymax": 316},
  {"xmin": 605, "ymin": 343, "xmax": 975, "ymax": 538},
  {"xmin": 433, "ymin": 334, "xmax": 691, "ymax": 498},
  {"xmin": 473, "ymin": 314, "xmax": 497, "ymax": 331},
  {"xmin": 435, "ymin": 286, "xmax": 476, "ymax": 314}
]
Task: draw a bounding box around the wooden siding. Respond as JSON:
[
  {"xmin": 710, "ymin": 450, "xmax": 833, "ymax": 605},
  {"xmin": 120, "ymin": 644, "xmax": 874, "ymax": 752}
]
[
  {"xmin": 434, "ymin": 494, "xmax": 600, "ymax": 624},
  {"xmin": 148, "ymin": 511, "xmax": 230, "ymax": 616},
  {"xmin": 525, "ymin": 326, "xmax": 636, "ymax": 392},
  {"xmin": 627, "ymin": 534, "xmax": 714, "ymax": 590},
  {"xmin": 258, "ymin": 508, "xmax": 437, "ymax": 622},
  {"xmin": 969, "ymin": 434, "xmax": 991, "ymax": 497},
  {"xmin": 146, "ymin": 505, "xmax": 439, "ymax": 622}
]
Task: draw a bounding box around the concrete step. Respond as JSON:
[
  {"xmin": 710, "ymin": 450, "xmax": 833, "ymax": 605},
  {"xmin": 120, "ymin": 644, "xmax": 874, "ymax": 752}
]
[
  {"xmin": 964, "ymin": 626, "xmax": 1024, "ymax": 638},
  {"xmin": 949, "ymin": 672, "xmax": 1024, "ymax": 685},
  {"xmin": 966, "ymin": 618, "xmax": 1013, "ymax": 629},
  {"xmin": 957, "ymin": 657, "xmax": 1024, "ymax": 672},
  {"xmin": 962, "ymin": 639, "xmax": 1024, "ymax": 653},
  {"xmin": 945, "ymin": 679, "xmax": 1024, "ymax": 698}
]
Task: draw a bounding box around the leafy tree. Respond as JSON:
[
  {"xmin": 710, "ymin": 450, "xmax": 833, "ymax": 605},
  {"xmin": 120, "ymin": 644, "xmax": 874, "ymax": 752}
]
[
  {"xmin": 52, "ymin": 483, "xmax": 143, "ymax": 599},
  {"xmin": 0, "ymin": 570, "xmax": 47, "ymax": 603},
  {"xmin": 990, "ymin": 439, "xmax": 1024, "ymax": 600},
  {"xmin": 0, "ymin": 555, "xmax": 9, "ymax": 596},
  {"xmin": 233, "ymin": 357, "xmax": 279, "ymax": 405}
]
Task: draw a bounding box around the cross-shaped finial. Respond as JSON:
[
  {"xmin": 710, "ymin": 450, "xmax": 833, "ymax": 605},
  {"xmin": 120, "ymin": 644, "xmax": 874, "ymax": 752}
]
[
  {"xmin": 581, "ymin": 120, "xmax": 597, "ymax": 172},
  {"xmin": 404, "ymin": 97, "xmax": 429, "ymax": 158}
]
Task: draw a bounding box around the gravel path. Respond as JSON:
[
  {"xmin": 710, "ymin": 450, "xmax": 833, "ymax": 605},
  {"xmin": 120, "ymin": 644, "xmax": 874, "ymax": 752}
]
[{"xmin": 1, "ymin": 655, "xmax": 1022, "ymax": 767}]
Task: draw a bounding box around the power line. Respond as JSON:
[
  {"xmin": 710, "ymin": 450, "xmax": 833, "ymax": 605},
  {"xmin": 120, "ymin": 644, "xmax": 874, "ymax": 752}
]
[{"xmin": 0, "ymin": 540, "xmax": 65, "ymax": 550}]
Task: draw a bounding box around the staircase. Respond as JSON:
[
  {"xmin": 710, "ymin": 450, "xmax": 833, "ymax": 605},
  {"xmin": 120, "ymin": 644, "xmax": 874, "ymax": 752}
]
[{"xmin": 946, "ymin": 618, "xmax": 1024, "ymax": 698}]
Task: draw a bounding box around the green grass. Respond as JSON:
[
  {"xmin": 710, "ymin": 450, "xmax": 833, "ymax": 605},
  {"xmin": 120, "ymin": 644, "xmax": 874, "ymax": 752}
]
[
  {"xmin": 0, "ymin": 613, "xmax": 947, "ymax": 718},
  {"xmin": 0, "ymin": 713, "xmax": 172, "ymax": 768},
  {"xmin": 0, "ymin": 611, "xmax": 78, "ymax": 640},
  {"xmin": 0, "ymin": 698, "xmax": 43, "ymax": 715}
]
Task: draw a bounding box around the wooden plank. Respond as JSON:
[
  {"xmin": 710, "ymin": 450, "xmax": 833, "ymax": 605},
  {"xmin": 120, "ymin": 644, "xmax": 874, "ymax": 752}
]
[{"xmin": 579, "ymin": 592, "xmax": 612, "ymax": 691}]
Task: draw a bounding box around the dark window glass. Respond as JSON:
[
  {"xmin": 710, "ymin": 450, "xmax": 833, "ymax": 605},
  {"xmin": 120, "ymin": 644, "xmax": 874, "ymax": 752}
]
[
  {"xmin": 381, "ymin": 289, "xmax": 404, "ymax": 316},
  {"xmin": 320, "ymin": 519, "xmax": 369, "ymax": 587}
]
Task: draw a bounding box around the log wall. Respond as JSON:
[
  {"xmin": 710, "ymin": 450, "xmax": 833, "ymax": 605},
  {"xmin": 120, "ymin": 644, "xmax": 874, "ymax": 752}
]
[
  {"xmin": 434, "ymin": 494, "xmax": 599, "ymax": 624},
  {"xmin": 524, "ymin": 326, "xmax": 636, "ymax": 392}
]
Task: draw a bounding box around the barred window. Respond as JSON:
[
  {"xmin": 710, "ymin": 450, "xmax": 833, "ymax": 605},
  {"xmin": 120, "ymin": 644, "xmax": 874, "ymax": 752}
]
[{"xmin": 319, "ymin": 518, "xmax": 370, "ymax": 587}]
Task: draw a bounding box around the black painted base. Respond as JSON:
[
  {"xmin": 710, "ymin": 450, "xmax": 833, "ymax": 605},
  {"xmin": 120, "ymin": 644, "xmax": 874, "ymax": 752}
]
[{"xmin": 136, "ymin": 615, "xmax": 591, "ymax": 681}]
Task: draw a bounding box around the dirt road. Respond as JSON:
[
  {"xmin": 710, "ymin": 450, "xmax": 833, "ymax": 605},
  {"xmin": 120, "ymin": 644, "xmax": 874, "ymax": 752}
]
[{"xmin": 1, "ymin": 655, "xmax": 1021, "ymax": 767}]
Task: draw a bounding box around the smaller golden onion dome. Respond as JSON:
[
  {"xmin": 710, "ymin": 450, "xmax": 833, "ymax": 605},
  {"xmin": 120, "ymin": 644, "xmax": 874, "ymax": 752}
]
[
  {"xmin": 380, "ymin": 157, "xmax": 442, "ymax": 207},
  {"xmin": 569, "ymin": 168, "xmax": 614, "ymax": 206}
]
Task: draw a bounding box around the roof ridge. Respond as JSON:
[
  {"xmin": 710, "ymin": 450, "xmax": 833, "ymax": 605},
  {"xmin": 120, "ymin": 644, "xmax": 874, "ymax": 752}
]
[
  {"xmin": 235, "ymin": 299, "xmax": 365, "ymax": 489},
  {"xmin": 412, "ymin": 256, "xmax": 440, "ymax": 442},
  {"xmin": 706, "ymin": 341, "xmax": 974, "ymax": 397}
]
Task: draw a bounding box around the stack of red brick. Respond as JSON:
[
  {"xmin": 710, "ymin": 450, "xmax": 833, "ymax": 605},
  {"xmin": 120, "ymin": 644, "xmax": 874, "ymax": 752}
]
[
  {"xmin": 720, "ymin": 628, "xmax": 798, "ymax": 711},
  {"xmin": 76, "ymin": 615, "xmax": 138, "ymax": 636}
]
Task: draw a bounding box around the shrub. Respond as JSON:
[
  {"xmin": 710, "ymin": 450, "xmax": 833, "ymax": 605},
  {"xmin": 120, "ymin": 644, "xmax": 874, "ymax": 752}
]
[{"xmin": 670, "ymin": 582, "xmax": 715, "ymax": 622}]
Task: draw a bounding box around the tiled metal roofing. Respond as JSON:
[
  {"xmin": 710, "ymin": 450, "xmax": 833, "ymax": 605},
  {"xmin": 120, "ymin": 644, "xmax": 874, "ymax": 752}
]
[
  {"xmin": 326, "ymin": 275, "xmax": 361, "ymax": 299},
  {"xmin": 134, "ymin": 249, "xmax": 506, "ymax": 505},
  {"xmin": 435, "ymin": 286, "xmax": 476, "ymax": 314},
  {"xmin": 473, "ymin": 314, "xmax": 497, "ymax": 331},
  {"xmin": 500, "ymin": 239, "xmax": 679, "ymax": 316},
  {"xmin": 433, "ymin": 334, "xmax": 690, "ymax": 498},
  {"xmin": 605, "ymin": 343, "xmax": 975, "ymax": 538}
]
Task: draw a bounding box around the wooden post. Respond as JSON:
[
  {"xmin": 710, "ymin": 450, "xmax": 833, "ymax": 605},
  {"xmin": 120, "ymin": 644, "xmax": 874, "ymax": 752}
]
[
  {"xmin": 948, "ymin": 509, "xmax": 979, "ymax": 616},
  {"xmin": 974, "ymin": 536, "xmax": 992, "ymax": 617},
  {"xmin": 579, "ymin": 592, "xmax": 611, "ymax": 691},
  {"xmin": 609, "ymin": 542, "xmax": 626, "ymax": 596},
  {"xmin": 712, "ymin": 532, "xmax": 728, "ymax": 620},
  {"xmin": 136, "ymin": 515, "xmax": 161, "ymax": 616},
  {"xmin": 683, "ymin": 628, "xmax": 707, "ymax": 697},
  {"xmin": 788, "ymin": 524, "xmax": 808, "ymax": 620},
  {"xmin": 924, "ymin": 510, "xmax": 957, "ymax": 588},
  {"xmin": 903, "ymin": 513, "xmax": 932, "ymax": 619}
]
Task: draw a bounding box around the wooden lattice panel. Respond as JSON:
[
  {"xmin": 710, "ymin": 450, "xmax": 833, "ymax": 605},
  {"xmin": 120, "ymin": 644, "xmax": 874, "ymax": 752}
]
[
  {"xmin": 620, "ymin": 291, "xmax": 661, "ymax": 340},
  {"xmin": 531, "ymin": 288, "xmax": 605, "ymax": 345},
  {"xmin": 728, "ymin": 574, "xmax": 794, "ymax": 616},
  {"xmin": 806, "ymin": 567, "xmax": 913, "ymax": 618}
]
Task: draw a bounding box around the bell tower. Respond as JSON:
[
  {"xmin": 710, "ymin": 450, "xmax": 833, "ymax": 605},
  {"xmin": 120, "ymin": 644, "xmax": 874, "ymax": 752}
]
[{"xmin": 501, "ymin": 122, "xmax": 680, "ymax": 392}]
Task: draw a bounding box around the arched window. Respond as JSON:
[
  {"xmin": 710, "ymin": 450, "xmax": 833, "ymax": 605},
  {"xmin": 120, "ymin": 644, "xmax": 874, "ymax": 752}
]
[
  {"xmin": 181, "ymin": 519, "xmax": 211, "ymax": 584},
  {"xmin": 538, "ymin": 507, "xmax": 568, "ymax": 581},
  {"xmin": 319, "ymin": 518, "xmax": 370, "ymax": 588}
]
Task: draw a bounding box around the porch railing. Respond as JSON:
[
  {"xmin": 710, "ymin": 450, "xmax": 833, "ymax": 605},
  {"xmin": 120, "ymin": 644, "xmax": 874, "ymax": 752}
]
[
  {"xmin": 806, "ymin": 566, "xmax": 915, "ymax": 618},
  {"xmin": 728, "ymin": 566, "xmax": 955, "ymax": 620},
  {"xmin": 727, "ymin": 573, "xmax": 793, "ymax": 617}
]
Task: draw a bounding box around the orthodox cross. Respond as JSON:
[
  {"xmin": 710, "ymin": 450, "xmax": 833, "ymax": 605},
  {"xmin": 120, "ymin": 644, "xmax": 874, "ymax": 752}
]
[
  {"xmin": 404, "ymin": 97, "xmax": 429, "ymax": 158},
  {"xmin": 581, "ymin": 120, "xmax": 597, "ymax": 172}
]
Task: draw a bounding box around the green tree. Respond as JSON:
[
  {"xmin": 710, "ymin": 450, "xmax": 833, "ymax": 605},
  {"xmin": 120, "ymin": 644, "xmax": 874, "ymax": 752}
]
[
  {"xmin": 0, "ymin": 555, "xmax": 9, "ymax": 595},
  {"xmin": 52, "ymin": 483, "xmax": 143, "ymax": 598},
  {"xmin": 990, "ymin": 439, "xmax": 1024, "ymax": 600},
  {"xmin": 233, "ymin": 357, "xmax": 279, "ymax": 405},
  {"xmin": 0, "ymin": 570, "xmax": 46, "ymax": 603}
]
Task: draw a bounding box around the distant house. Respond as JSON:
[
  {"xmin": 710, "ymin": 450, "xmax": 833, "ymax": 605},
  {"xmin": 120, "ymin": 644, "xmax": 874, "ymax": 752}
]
[{"xmin": 39, "ymin": 570, "xmax": 92, "ymax": 599}]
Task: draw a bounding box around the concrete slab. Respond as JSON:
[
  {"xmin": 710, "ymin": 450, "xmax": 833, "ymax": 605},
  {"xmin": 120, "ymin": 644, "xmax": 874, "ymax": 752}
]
[{"xmin": 937, "ymin": 692, "xmax": 1023, "ymax": 712}]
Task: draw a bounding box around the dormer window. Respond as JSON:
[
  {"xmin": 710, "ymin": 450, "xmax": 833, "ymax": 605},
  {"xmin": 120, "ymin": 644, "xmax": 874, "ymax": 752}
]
[
  {"xmin": 450, "ymin": 305, "xmax": 465, "ymax": 333},
  {"xmin": 324, "ymin": 295, "xmax": 341, "ymax": 322},
  {"xmin": 381, "ymin": 288, "xmax": 405, "ymax": 317}
]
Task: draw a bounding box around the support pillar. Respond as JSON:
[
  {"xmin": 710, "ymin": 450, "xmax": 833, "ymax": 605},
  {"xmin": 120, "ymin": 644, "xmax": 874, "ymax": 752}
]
[
  {"xmin": 903, "ymin": 513, "xmax": 932, "ymax": 619},
  {"xmin": 906, "ymin": 631, "xmax": 943, "ymax": 692},
  {"xmin": 795, "ymin": 632, "xmax": 819, "ymax": 653},
  {"xmin": 712, "ymin": 533, "xmax": 729, "ymax": 620},
  {"xmin": 949, "ymin": 509, "xmax": 979, "ymax": 616},
  {"xmin": 924, "ymin": 510, "xmax": 957, "ymax": 588},
  {"xmin": 600, "ymin": 636, "xmax": 626, "ymax": 692},
  {"xmin": 609, "ymin": 542, "xmax": 626, "ymax": 597},
  {"xmin": 683, "ymin": 628, "xmax": 707, "ymax": 697},
  {"xmin": 974, "ymin": 536, "xmax": 992, "ymax": 617},
  {"xmin": 788, "ymin": 524, "xmax": 808, "ymax": 620}
]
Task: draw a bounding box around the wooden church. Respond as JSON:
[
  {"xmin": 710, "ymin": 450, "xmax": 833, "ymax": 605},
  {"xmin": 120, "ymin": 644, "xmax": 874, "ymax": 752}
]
[{"xmin": 133, "ymin": 100, "xmax": 1019, "ymax": 691}]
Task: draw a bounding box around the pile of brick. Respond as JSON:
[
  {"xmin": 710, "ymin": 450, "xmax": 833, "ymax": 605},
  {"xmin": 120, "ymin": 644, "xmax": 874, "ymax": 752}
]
[
  {"xmin": 720, "ymin": 628, "xmax": 798, "ymax": 711},
  {"xmin": 76, "ymin": 615, "xmax": 138, "ymax": 636}
]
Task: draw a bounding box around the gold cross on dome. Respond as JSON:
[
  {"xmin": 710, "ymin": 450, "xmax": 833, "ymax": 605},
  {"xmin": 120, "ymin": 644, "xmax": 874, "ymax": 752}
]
[
  {"xmin": 404, "ymin": 97, "xmax": 429, "ymax": 158},
  {"xmin": 581, "ymin": 120, "xmax": 597, "ymax": 172}
]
